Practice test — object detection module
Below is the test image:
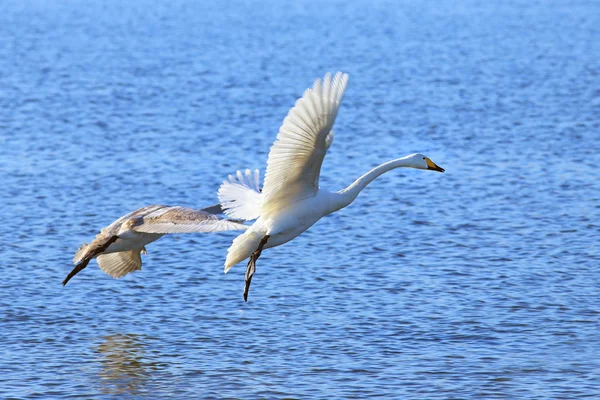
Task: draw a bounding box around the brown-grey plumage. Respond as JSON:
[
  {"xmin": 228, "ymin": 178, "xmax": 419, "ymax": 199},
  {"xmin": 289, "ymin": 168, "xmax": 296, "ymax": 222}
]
[{"xmin": 63, "ymin": 205, "xmax": 247, "ymax": 285}]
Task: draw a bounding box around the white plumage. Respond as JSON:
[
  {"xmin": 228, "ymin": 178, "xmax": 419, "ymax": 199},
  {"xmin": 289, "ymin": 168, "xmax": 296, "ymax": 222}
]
[
  {"xmin": 217, "ymin": 169, "xmax": 263, "ymax": 220},
  {"xmin": 218, "ymin": 72, "xmax": 445, "ymax": 301},
  {"xmin": 261, "ymin": 72, "xmax": 348, "ymax": 210}
]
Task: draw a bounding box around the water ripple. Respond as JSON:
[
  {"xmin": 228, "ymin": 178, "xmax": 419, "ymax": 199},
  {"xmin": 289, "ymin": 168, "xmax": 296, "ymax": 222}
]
[{"xmin": 1, "ymin": 0, "xmax": 600, "ymax": 398}]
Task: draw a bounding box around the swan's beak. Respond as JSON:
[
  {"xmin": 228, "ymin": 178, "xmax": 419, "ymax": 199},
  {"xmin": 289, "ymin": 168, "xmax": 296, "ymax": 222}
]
[{"xmin": 426, "ymin": 158, "xmax": 445, "ymax": 173}]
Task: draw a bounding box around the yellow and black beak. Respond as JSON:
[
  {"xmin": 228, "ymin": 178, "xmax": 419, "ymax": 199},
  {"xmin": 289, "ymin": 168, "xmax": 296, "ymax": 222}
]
[{"xmin": 426, "ymin": 158, "xmax": 445, "ymax": 172}]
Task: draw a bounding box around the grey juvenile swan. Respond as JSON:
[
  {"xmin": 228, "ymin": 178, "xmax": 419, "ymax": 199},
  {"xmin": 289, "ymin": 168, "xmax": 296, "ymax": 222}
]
[{"xmin": 62, "ymin": 205, "xmax": 246, "ymax": 285}]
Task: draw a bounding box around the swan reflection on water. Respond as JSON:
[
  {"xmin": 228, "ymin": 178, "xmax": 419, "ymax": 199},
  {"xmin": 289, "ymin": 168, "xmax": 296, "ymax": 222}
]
[{"xmin": 94, "ymin": 334, "xmax": 159, "ymax": 396}]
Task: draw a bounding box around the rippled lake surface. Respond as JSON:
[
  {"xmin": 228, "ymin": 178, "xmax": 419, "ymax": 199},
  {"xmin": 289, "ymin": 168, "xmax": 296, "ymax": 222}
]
[{"xmin": 1, "ymin": 0, "xmax": 599, "ymax": 398}]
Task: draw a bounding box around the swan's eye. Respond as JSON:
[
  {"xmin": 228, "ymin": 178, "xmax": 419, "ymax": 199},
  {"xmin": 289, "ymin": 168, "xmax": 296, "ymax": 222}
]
[{"xmin": 423, "ymin": 157, "xmax": 426, "ymax": 160}]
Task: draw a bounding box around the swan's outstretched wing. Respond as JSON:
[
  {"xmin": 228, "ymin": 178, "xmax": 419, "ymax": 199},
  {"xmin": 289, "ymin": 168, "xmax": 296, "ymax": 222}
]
[
  {"xmin": 261, "ymin": 72, "xmax": 348, "ymax": 211},
  {"xmin": 97, "ymin": 250, "xmax": 143, "ymax": 278},
  {"xmin": 130, "ymin": 206, "xmax": 247, "ymax": 234}
]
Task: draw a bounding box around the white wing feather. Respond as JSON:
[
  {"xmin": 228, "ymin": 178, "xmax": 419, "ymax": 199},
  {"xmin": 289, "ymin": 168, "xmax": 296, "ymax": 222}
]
[
  {"xmin": 261, "ymin": 72, "xmax": 348, "ymax": 212},
  {"xmin": 217, "ymin": 169, "xmax": 263, "ymax": 220}
]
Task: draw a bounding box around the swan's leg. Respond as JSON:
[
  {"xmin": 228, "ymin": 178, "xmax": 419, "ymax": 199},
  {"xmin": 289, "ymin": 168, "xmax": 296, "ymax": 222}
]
[
  {"xmin": 62, "ymin": 235, "xmax": 119, "ymax": 286},
  {"xmin": 244, "ymin": 235, "xmax": 269, "ymax": 302}
]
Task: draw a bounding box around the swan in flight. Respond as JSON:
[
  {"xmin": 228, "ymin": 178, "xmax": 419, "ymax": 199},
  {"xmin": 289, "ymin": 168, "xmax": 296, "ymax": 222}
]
[
  {"xmin": 218, "ymin": 72, "xmax": 444, "ymax": 301},
  {"xmin": 62, "ymin": 205, "xmax": 246, "ymax": 285}
]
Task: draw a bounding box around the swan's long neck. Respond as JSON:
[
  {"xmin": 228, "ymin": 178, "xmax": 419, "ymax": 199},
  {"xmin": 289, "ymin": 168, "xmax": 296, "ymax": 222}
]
[{"xmin": 329, "ymin": 156, "xmax": 416, "ymax": 212}]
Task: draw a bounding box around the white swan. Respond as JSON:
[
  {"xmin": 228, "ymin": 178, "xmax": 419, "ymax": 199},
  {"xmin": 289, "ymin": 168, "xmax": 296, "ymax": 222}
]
[
  {"xmin": 62, "ymin": 205, "xmax": 246, "ymax": 285},
  {"xmin": 218, "ymin": 72, "xmax": 444, "ymax": 301}
]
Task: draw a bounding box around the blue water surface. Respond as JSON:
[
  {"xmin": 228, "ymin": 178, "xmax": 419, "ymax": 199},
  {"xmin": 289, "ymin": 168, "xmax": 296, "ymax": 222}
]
[{"xmin": 1, "ymin": 0, "xmax": 599, "ymax": 398}]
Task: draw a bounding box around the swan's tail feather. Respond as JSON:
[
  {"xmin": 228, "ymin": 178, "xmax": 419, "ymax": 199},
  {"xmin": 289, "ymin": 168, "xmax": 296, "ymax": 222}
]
[
  {"xmin": 224, "ymin": 231, "xmax": 264, "ymax": 273},
  {"xmin": 218, "ymin": 169, "xmax": 263, "ymax": 221}
]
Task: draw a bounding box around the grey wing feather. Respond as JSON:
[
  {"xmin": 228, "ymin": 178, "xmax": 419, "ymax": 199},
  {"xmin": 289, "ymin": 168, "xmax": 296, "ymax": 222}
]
[
  {"xmin": 73, "ymin": 205, "xmax": 169, "ymax": 263},
  {"xmin": 73, "ymin": 242, "xmax": 90, "ymax": 264},
  {"xmin": 130, "ymin": 206, "xmax": 247, "ymax": 234},
  {"xmin": 97, "ymin": 250, "xmax": 143, "ymax": 278},
  {"xmin": 104, "ymin": 205, "xmax": 170, "ymax": 235}
]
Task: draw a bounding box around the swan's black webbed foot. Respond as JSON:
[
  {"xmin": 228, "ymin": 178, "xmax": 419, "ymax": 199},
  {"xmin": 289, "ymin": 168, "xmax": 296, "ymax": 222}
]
[{"xmin": 244, "ymin": 235, "xmax": 269, "ymax": 302}]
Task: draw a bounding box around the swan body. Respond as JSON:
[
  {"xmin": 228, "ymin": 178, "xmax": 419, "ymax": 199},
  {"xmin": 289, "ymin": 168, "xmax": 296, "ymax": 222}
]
[
  {"xmin": 218, "ymin": 72, "xmax": 445, "ymax": 300},
  {"xmin": 223, "ymin": 191, "xmax": 336, "ymax": 270},
  {"xmin": 63, "ymin": 204, "xmax": 247, "ymax": 285}
]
